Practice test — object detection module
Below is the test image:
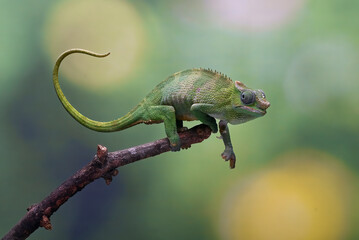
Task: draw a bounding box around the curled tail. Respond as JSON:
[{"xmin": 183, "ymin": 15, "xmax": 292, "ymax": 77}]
[{"xmin": 53, "ymin": 48, "xmax": 143, "ymax": 132}]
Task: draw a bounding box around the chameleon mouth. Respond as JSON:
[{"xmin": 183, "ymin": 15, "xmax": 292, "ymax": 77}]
[{"xmin": 239, "ymin": 106, "xmax": 266, "ymax": 115}]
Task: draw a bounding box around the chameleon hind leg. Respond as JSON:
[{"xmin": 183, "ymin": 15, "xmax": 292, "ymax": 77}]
[
  {"xmin": 176, "ymin": 120, "xmax": 188, "ymax": 132},
  {"xmin": 219, "ymin": 120, "xmax": 236, "ymax": 169},
  {"xmin": 143, "ymin": 105, "xmax": 181, "ymax": 151}
]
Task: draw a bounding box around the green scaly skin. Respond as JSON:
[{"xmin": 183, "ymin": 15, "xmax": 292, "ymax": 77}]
[{"xmin": 53, "ymin": 49, "xmax": 270, "ymax": 169}]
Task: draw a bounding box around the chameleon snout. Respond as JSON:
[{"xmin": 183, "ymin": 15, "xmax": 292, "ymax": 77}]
[{"xmin": 258, "ymin": 99, "xmax": 270, "ymax": 111}]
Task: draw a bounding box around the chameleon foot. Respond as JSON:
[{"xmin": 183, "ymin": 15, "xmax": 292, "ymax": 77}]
[
  {"xmin": 177, "ymin": 127, "xmax": 188, "ymax": 133},
  {"xmin": 209, "ymin": 124, "xmax": 218, "ymax": 133},
  {"xmin": 221, "ymin": 148, "xmax": 236, "ymax": 169},
  {"xmin": 180, "ymin": 139, "xmax": 192, "ymax": 149},
  {"xmin": 167, "ymin": 130, "xmax": 181, "ymax": 151},
  {"xmin": 170, "ymin": 142, "xmax": 181, "ymax": 151},
  {"xmin": 169, "ymin": 135, "xmax": 181, "ymax": 151}
]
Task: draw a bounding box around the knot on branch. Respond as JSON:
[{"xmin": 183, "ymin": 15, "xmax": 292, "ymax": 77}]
[
  {"xmin": 102, "ymin": 169, "xmax": 119, "ymax": 185},
  {"xmin": 93, "ymin": 145, "xmax": 119, "ymax": 185},
  {"xmin": 40, "ymin": 215, "xmax": 52, "ymax": 230},
  {"xmin": 92, "ymin": 145, "xmax": 108, "ymax": 167}
]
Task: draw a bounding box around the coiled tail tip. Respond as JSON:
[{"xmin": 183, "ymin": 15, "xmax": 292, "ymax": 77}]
[{"xmin": 101, "ymin": 52, "xmax": 111, "ymax": 57}]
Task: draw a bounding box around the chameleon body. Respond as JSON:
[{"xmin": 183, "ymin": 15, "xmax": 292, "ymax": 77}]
[{"xmin": 53, "ymin": 49, "xmax": 270, "ymax": 168}]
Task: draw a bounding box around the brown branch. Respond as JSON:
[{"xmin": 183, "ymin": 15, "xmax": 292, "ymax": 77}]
[{"xmin": 2, "ymin": 124, "xmax": 212, "ymax": 240}]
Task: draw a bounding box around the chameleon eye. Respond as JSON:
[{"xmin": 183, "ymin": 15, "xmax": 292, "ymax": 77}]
[{"xmin": 241, "ymin": 91, "xmax": 255, "ymax": 105}]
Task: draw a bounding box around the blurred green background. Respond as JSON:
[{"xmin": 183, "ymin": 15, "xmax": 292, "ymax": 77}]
[{"xmin": 1, "ymin": 0, "xmax": 359, "ymax": 239}]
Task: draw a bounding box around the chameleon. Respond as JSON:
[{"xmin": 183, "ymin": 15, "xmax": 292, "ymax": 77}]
[{"xmin": 53, "ymin": 49, "xmax": 270, "ymax": 168}]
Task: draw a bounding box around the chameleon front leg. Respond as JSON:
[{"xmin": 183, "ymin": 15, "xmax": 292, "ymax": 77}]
[
  {"xmin": 144, "ymin": 105, "xmax": 181, "ymax": 151},
  {"xmin": 219, "ymin": 120, "xmax": 236, "ymax": 169},
  {"xmin": 190, "ymin": 103, "xmax": 218, "ymax": 133}
]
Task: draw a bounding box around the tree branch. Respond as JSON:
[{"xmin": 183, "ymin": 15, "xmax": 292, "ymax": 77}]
[{"xmin": 2, "ymin": 124, "xmax": 212, "ymax": 240}]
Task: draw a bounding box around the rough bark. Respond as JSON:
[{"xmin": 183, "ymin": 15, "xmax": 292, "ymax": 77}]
[{"xmin": 2, "ymin": 124, "xmax": 212, "ymax": 240}]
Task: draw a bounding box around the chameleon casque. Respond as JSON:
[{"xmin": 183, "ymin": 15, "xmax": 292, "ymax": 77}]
[{"xmin": 53, "ymin": 49, "xmax": 270, "ymax": 168}]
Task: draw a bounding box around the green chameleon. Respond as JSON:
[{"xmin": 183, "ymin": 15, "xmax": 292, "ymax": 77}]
[{"xmin": 53, "ymin": 49, "xmax": 270, "ymax": 168}]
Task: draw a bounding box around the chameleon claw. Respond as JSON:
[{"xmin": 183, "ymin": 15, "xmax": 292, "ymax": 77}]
[
  {"xmin": 181, "ymin": 144, "xmax": 191, "ymax": 150},
  {"xmin": 230, "ymin": 159, "xmax": 236, "ymax": 169},
  {"xmin": 221, "ymin": 149, "xmax": 236, "ymax": 169}
]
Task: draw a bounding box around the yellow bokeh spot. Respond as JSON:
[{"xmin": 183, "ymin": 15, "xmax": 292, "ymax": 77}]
[
  {"xmin": 44, "ymin": 0, "xmax": 145, "ymax": 90},
  {"xmin": 220, "ymin": 149, "xmax": 354, "ymax": 240}
]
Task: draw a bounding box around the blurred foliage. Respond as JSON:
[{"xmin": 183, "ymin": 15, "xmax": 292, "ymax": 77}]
[{"xmin": 0, "ymin": 0, "xmax": 358, "ymax": 239}]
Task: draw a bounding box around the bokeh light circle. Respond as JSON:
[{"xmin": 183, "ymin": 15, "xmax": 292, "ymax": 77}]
[
  {"xmin": 44, "ymin": 0, "xmax": 145, "ymax": 90},
  {"xmin": 220, "ymin": 149, "xmax": 354, "ymax": 240},
  {"xmin": 171, "ymin": 0, "xmax": 305, "ymax": 32},
  {"xmin": 0, "ymin": 3, "xmax": 38, "ymax": 98},
  {"xmin": 206, "ymin": 0, "xmax": 306, "ymax": 32}
]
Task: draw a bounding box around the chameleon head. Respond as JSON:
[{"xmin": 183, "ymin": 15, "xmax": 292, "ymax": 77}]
[{"xmin": 228, "ymin": 80, "xmax": 270, "ymax": 124}]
